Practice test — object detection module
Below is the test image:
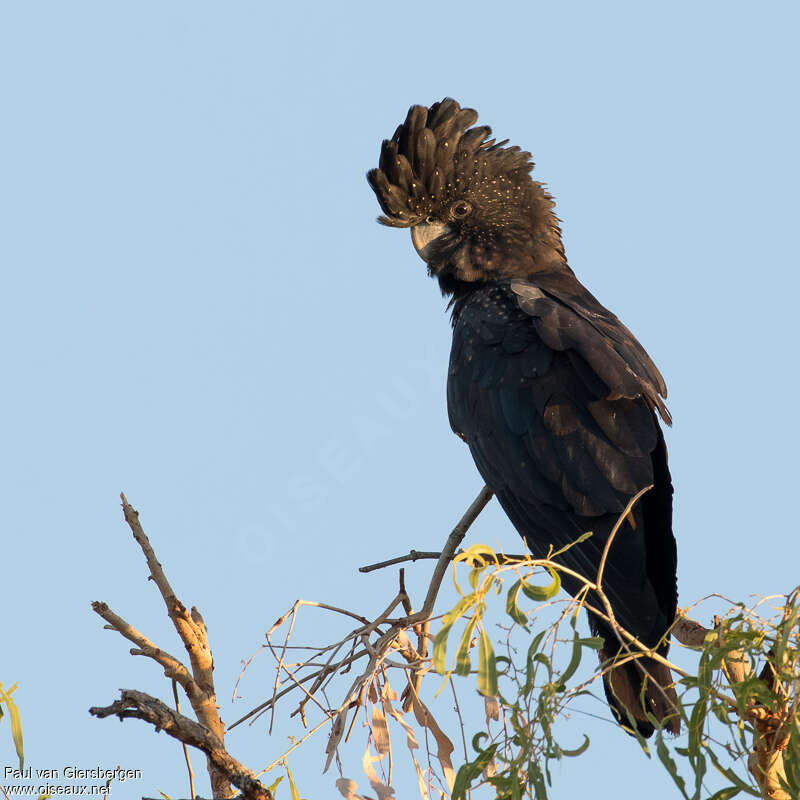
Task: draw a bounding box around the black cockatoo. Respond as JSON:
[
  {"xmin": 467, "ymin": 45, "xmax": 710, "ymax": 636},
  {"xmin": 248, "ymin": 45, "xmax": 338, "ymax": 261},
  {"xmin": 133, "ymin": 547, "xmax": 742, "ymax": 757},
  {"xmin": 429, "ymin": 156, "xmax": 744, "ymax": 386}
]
[{"xmin": 367, "ymin": 98, "xmax": 679, "ymax": 737}]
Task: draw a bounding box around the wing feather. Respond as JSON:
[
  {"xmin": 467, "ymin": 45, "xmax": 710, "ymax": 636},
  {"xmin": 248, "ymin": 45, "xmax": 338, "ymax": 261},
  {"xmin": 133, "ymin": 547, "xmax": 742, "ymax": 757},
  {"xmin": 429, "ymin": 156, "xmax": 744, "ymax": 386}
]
[{"xmin": 447, "ymin": 282, "xmax": 676, "ymax": 651}]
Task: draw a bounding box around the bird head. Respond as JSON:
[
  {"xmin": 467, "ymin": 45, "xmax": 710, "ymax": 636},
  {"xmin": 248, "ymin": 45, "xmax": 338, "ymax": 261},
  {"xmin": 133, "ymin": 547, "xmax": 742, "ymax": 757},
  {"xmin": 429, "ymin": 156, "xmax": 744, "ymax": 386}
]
[{"xmin": 367, "ymin": 98, "xmax": 566, "ymax": 292}]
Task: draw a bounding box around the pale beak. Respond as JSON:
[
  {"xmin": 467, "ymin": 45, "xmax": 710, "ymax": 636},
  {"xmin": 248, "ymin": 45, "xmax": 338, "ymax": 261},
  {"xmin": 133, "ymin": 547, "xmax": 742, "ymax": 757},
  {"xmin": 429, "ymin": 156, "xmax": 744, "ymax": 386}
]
[{"xmin": 410, "ymin": 221, "xmax": 448, "ymax": 262}]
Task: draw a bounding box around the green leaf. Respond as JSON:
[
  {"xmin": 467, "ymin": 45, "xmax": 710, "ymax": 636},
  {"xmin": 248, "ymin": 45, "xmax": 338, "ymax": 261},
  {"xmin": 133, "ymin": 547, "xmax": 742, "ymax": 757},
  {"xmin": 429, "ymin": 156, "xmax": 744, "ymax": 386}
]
[
  {"xmin": 707, "ymin": 789, "xmax": 741, "ymax": 800},
  {"xmin": 471, "ymin": 743, "xmax": 498, "ymax": 772},
  {"xmin": 534, "ymin": 652, "xmax": 552, "ymax": 671},
  {"xmin": 522, "ymin": 632, "xmax": 545, "ymax": 695},
  {"xmin": 551, "ymin": 530, "xmax": 593, "ymax": 557},
  {"xmin": 478, "ymin": 626, "xmax": 498, "ymax": 697},
  {"xmin": 471, "ymin": 731, "xmax": 489, "ymax": 752},
  {"xmin": 774, "ymin": 603, "xmax": 800, "ymax": 666},
  {"xmin": 451, "ymin": 740, "xmax": 498, "ymax": 800},
  {"xmin": 457, "ymin": 544, "xmax": 499, "ymax": 567},
  {"xmin": 450, "ymin": 764, "xmax": 472, "ymax": 800},
  {"xmin": 494, "ymin": 655, "xmax": 511, "ymax": 677},
  {"xmin": 560, "ymin": 734, "xmax": 590, "ymax": 757},
  {"xmin": 505, "ymin": 580, "xmax": 529, "ymax": 627},
  {"xmin": 266, "ymin": 775, "xmax": 284, "ymax": 795},
  {"xmin": 704, "ymin": 744, "xmax": 762, "ymax": 795},
  {"xmin": 782, "ymin": 726, "xmax": 800, "ymax": 794},
  {"xmin": 443, "ymin": 594, "xmax": 478, "ymax": 627},
  {"xmin": 655, "ymin": 731, "xmax": 689, "ymax": 800},
  {"xmin": 285, "ymin": 764, "xmax": 302, "ymax": 800},
  {"xmin": 520, "ymin": 567, "xmax": 561, "ymax": 602},
  {"xmin": 433, "ymin": 625, "xmax": 455, "ymax": 675},
  {"xmin": 433, "ymin": 595, "xmax": 475, "ymax": 674},
  {"xmin": 455, "ymin": 616, "xmax": 478, "ymax": 676},
  {"xmin": 559, "ymin": 631, "xmax": 584, "ymax": 685},
  {"xmin": 687, "ymin": 696, "xmax": 707, "ymax": 756},
  {"xmin": 468, "ymin": 566, "xmax": 483, "ymax": 591},
  {"xmin": 527, "ymin": 760, "xmax": 548, "ymax": 800}
]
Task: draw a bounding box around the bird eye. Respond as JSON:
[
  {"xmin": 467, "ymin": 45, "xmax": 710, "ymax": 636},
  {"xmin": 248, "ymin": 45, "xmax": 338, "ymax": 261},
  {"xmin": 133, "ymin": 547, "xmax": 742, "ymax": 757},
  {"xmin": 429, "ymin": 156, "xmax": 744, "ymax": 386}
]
[
  {"xmin": 425, "ymin": 215, "xmax": 435, "ymax": 224},
  {"xmin": 451, "ymin": 201, "xmax": 472, "ymax": 219}
]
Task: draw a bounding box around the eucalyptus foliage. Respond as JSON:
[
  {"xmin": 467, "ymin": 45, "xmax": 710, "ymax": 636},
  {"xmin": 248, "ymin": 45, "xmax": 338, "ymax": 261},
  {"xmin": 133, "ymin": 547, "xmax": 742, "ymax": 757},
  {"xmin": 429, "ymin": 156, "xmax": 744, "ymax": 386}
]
[{"xmin": 433, "ymin": 547, "xmax": 799, "ymax": 800}]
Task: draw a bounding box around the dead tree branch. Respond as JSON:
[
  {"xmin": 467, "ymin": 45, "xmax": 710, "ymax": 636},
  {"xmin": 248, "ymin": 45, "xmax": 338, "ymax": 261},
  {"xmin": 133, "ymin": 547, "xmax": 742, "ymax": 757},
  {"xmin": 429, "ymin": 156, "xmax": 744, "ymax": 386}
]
[
  {"xmin": 90, "ymin": 690, "xmax": 269, "ymax": 800},
  {"xmin": 90, "ymin": 493, "xmax": 273, "ymax": 800},
  {"xmin": 229, "ymin": 485, "xmax": 493, "ymax": 733},
  {"xmin": 414, "ymin": 485, "xmax": 494, "ymax": 623}
]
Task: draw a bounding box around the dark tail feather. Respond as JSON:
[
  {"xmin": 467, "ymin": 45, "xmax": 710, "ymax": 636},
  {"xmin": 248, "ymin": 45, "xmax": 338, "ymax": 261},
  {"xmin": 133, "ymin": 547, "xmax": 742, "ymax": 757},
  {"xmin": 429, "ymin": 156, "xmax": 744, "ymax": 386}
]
[{"xmin": 601, "ymin": 651, "xmax": 681, "ymax": 738}]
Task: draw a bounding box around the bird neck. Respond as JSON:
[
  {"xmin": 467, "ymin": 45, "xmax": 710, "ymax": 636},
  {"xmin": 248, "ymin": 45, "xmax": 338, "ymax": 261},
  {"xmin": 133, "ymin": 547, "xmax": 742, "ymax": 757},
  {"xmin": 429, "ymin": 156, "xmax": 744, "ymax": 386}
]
[
  {"xmin": 441, "ymin": 231, "xmax": 575, "ymax": 326},
  {"xmin": 437, "ymin": 236, "xmax": 570, "ymax": 297}
]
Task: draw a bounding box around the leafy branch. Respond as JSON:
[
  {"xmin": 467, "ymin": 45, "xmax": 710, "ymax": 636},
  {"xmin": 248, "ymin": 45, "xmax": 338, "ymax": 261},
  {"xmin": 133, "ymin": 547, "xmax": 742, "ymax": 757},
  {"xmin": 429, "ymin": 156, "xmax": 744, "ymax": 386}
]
[
  {"xmin": 245, "ymin": 486, "xmax": 798, "ymax": 800},
  {"xmin": 88, "ymin": 487, "xmax": 799, "ymax": 800}
]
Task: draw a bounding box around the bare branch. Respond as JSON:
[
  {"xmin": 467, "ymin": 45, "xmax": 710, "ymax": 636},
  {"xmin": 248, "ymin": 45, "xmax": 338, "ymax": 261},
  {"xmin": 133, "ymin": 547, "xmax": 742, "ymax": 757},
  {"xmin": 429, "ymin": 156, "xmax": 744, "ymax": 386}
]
[
  {"xmin": 361, "ymin": 551, "xmax": 457, "ymax": 573},
  {"xmin": 414, "ymin": 485, "xmax": 494, "ymax": 623},
  {"xmin": 92, "ymin": 494, "xmax": 244, "ymax": 798},
  {"xmin": 231, "ymin": 485, "xmax": 493, "ymax": 735},
  {"xmin": 671, "ymin": 615, "xmax": 710, "ymax": 648},
  {"xmin": 119, "ymin": 494, "xmax": 216, "ymax": 698},
  {"xmin": 91, "ymin": 601, "xmax": 201, "ymax": 701},
  {"xmin": 89, "ymin": 690, "xmax": 271, "ymax": 800}
]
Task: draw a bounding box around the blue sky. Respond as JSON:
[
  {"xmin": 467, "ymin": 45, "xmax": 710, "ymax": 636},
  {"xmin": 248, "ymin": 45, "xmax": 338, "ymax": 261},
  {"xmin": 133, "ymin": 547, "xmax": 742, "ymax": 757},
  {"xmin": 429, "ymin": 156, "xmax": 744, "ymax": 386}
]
[{"xmin": 2, "ymin": 2, "xmax": 798, "ymax": 798}]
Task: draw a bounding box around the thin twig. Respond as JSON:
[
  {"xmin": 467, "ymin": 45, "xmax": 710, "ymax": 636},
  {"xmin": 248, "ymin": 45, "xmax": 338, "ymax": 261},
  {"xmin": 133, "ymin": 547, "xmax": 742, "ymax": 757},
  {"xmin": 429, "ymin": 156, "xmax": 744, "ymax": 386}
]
[
  {"xmin": 399, "ymin": 569, "xmax": 413, "ymax": 616},
  {"xmin": 448, "ymin": 675, "xmax": 469, "ymax": 764},
  {"xmin": 595, "ymin": 485, "xmax": 652, "ymax": 594},
  {"xmin": 256, "ymin": 716, "xmax": 334, "ymax": 776},
  {"xmin": 416, "ymin": 485, "xmax": 494, "ymax": 622},
  {"xmin": 361, "ymin": 551, "xmax": 460, "ymax": 573},
  {"xmin": 233, "ymin": 643, "xmax": 267, "ymax": 702},
  {"xmin": 231, "ymin": 485, "xmax": 493, "ymax": 735},
  {"xmin": 172, "ymin": 679, "xmax": 196, "ymax": 800},
  {"xmin": 268, "ymin": 603, "xmax": 300, "ymax": 735},
  {"xmin": 229, "ymin": 647, "xmax": 370, "ymax": 730},
  {"xmin": 361, "ymin": 550, "xmax": 535, "ymax": 573}
]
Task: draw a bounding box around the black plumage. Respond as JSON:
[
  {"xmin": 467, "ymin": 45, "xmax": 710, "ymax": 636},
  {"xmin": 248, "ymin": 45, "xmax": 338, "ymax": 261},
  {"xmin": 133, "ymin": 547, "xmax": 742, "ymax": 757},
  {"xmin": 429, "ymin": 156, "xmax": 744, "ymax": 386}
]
[{"xmin": 367, "ymin": 99, "xmax": 679, "ymax": 737}]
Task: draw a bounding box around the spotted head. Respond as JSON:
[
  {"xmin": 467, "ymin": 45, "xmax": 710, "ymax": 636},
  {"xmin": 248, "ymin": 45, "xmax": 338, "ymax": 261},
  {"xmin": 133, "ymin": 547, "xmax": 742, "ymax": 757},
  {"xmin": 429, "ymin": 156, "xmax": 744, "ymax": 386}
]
[{"xmin": 367, "ymin": 98, "xmax": 566, "ymax": 289}]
